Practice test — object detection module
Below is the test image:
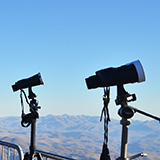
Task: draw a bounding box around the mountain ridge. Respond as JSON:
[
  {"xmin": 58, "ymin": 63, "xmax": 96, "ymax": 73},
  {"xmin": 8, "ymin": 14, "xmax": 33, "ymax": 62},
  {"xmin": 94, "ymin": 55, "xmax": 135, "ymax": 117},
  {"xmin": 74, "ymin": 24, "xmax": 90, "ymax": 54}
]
[{"xmin": 0, "ymin": 114, "xmax": 160, "ymax": 159}]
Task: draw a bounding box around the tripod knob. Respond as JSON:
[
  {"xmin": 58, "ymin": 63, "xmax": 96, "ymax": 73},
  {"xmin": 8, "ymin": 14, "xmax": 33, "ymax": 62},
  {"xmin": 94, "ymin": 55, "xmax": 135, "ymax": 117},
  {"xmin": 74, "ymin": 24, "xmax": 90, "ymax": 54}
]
[{"xmin": 118, "ymin": 106, "xmax": 134, "ymax": 119}]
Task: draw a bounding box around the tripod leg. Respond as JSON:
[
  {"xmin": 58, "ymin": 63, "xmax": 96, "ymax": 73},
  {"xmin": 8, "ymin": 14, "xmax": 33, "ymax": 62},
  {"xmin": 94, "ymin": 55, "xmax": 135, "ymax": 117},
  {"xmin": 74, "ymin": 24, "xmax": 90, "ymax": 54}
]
[
  {"xmin": 36, "ymin": 153, "xmax": 43, "ymax": 160},
  {"xmin": 24, "ymin": 153, "xmax": 29, "ymax": 160},
  {"xmin": 129, "ymin": 152, "xmax": 147, "ymax": 160}
]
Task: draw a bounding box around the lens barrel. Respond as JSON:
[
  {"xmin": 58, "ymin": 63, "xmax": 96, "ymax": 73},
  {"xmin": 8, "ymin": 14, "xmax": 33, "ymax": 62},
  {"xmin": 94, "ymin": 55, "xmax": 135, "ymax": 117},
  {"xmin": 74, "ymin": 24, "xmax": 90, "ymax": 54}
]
[
  {"xmin": 12, "ymin": 73, "xmax": 44, "ymax": 92},
  {"xmin": 85, "ymin": 60, "xmax": 145, "ymax": 89}
]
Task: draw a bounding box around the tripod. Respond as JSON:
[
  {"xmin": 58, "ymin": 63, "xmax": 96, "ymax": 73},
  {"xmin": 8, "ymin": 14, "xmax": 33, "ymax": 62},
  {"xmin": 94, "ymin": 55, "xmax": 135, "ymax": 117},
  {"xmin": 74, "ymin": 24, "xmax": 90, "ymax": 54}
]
[
  {"xmin": 20, "ymin": 87, "xmax": 42, "ymax": 160},
  {"xmin": 115, "ymin": 85, "xmax": 160, "ymax": 160}
]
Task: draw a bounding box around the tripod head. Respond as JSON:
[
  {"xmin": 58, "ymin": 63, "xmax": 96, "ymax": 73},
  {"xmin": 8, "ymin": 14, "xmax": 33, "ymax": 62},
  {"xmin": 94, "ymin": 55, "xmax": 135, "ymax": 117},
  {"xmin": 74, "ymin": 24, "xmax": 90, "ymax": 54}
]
[
  {"xmin": 20, "ymin": 87, "xmax": 41, "ymax": 128},
  {"xmin": 115, "ymin": 85, "xmax": 136, "ymax": 119},
  {"xmin": 115, "ymin": 85, "xmax": 136, "ymax": 106},
  {"xmin": 115, "ymin": 84, "xmax": 160, "ymax": 122}
]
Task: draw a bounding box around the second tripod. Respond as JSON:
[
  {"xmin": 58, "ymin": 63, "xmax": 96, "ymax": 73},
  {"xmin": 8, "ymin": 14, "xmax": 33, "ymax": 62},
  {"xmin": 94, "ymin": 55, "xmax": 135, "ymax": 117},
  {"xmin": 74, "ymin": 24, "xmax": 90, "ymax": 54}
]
[{"xmin": 20, "ymin": 87, "xmax": 42, "ymax": 160}]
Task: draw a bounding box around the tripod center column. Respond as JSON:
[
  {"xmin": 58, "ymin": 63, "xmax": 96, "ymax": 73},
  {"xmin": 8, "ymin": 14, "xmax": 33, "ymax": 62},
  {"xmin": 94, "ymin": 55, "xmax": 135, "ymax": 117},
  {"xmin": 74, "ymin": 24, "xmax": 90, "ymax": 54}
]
[{"xmin": 120, "ymin": 118, "xmax": 131, "ymax": 159}]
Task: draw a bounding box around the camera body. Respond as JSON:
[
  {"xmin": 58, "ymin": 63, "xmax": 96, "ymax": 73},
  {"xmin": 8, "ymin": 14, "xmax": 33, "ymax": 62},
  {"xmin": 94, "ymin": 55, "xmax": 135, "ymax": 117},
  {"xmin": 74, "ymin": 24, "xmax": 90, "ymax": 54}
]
[
  {"xmin": 12, "ymin": 73, "xmax": 44, "ymax": 92},
  {"xmin": 85, "ymin": 60, "xmax": 145, "ymax": 89}
]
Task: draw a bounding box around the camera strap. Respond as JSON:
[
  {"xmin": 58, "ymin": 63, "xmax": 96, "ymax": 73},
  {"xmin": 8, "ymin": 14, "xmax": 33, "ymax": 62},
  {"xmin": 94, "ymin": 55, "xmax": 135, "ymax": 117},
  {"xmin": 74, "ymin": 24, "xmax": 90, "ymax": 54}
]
[
  {"xmin": 20, "ymin": 90, "xmax": 31, "ymax": 127},
  {"xmin": 100, "ymin": 87, "xmax": 111, "ymax": 160},
  {"xmin": 20, "ymin": 90, "xmax": 25, "ymax": 114},
  {"xmin": 20, "ymin": 90, "xmax": 30, "ymax": 113}
]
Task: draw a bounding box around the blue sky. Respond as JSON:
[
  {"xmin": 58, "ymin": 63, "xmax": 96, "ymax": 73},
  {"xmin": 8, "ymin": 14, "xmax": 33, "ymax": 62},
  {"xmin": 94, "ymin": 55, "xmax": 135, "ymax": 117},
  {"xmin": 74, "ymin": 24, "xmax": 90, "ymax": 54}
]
[{"xmin": 0, "ymin": 0, "xmax": 160, "ymax": 121}]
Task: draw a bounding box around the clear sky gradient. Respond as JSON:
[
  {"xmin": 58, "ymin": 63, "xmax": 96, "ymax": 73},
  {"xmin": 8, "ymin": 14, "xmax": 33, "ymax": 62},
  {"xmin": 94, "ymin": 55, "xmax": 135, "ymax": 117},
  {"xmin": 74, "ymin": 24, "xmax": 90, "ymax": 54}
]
[{"xmin": 0, "ymin": 0, "xmax": 160, "ymax": 121}]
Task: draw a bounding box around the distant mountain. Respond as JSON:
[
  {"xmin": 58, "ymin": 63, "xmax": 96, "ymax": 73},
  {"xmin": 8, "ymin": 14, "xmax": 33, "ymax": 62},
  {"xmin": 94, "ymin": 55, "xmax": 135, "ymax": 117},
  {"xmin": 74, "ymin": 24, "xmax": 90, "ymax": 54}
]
[{"xmin": 0, "ymin": 115, "xmax": 160, "ymax": 159}]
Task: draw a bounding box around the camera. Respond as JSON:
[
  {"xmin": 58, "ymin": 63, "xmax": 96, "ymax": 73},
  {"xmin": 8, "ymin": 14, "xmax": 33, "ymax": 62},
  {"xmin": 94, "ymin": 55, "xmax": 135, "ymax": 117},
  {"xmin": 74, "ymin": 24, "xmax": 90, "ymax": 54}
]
[
  {"xmin": 12, "ymin": 73, "xmax": 44, "ymax": 92},
  {"xmin": 85, "ymin": 60, "xmax": 145, "ymax": 89}
]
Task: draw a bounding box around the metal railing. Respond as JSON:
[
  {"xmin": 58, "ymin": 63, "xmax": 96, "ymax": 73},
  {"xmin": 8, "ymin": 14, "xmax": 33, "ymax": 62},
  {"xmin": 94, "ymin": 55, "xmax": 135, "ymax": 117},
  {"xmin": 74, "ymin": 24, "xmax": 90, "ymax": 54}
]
[
  {"xmin": 36, "ymin": 150, "xmax": 75, "ymax": 160},
  {"xmin": 0, "ymin": 140, "xmax": 75, "ymax": 160},
  {"xmin": 0, "ymin": 140, "xmax": 24, "ymax": 160}
]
